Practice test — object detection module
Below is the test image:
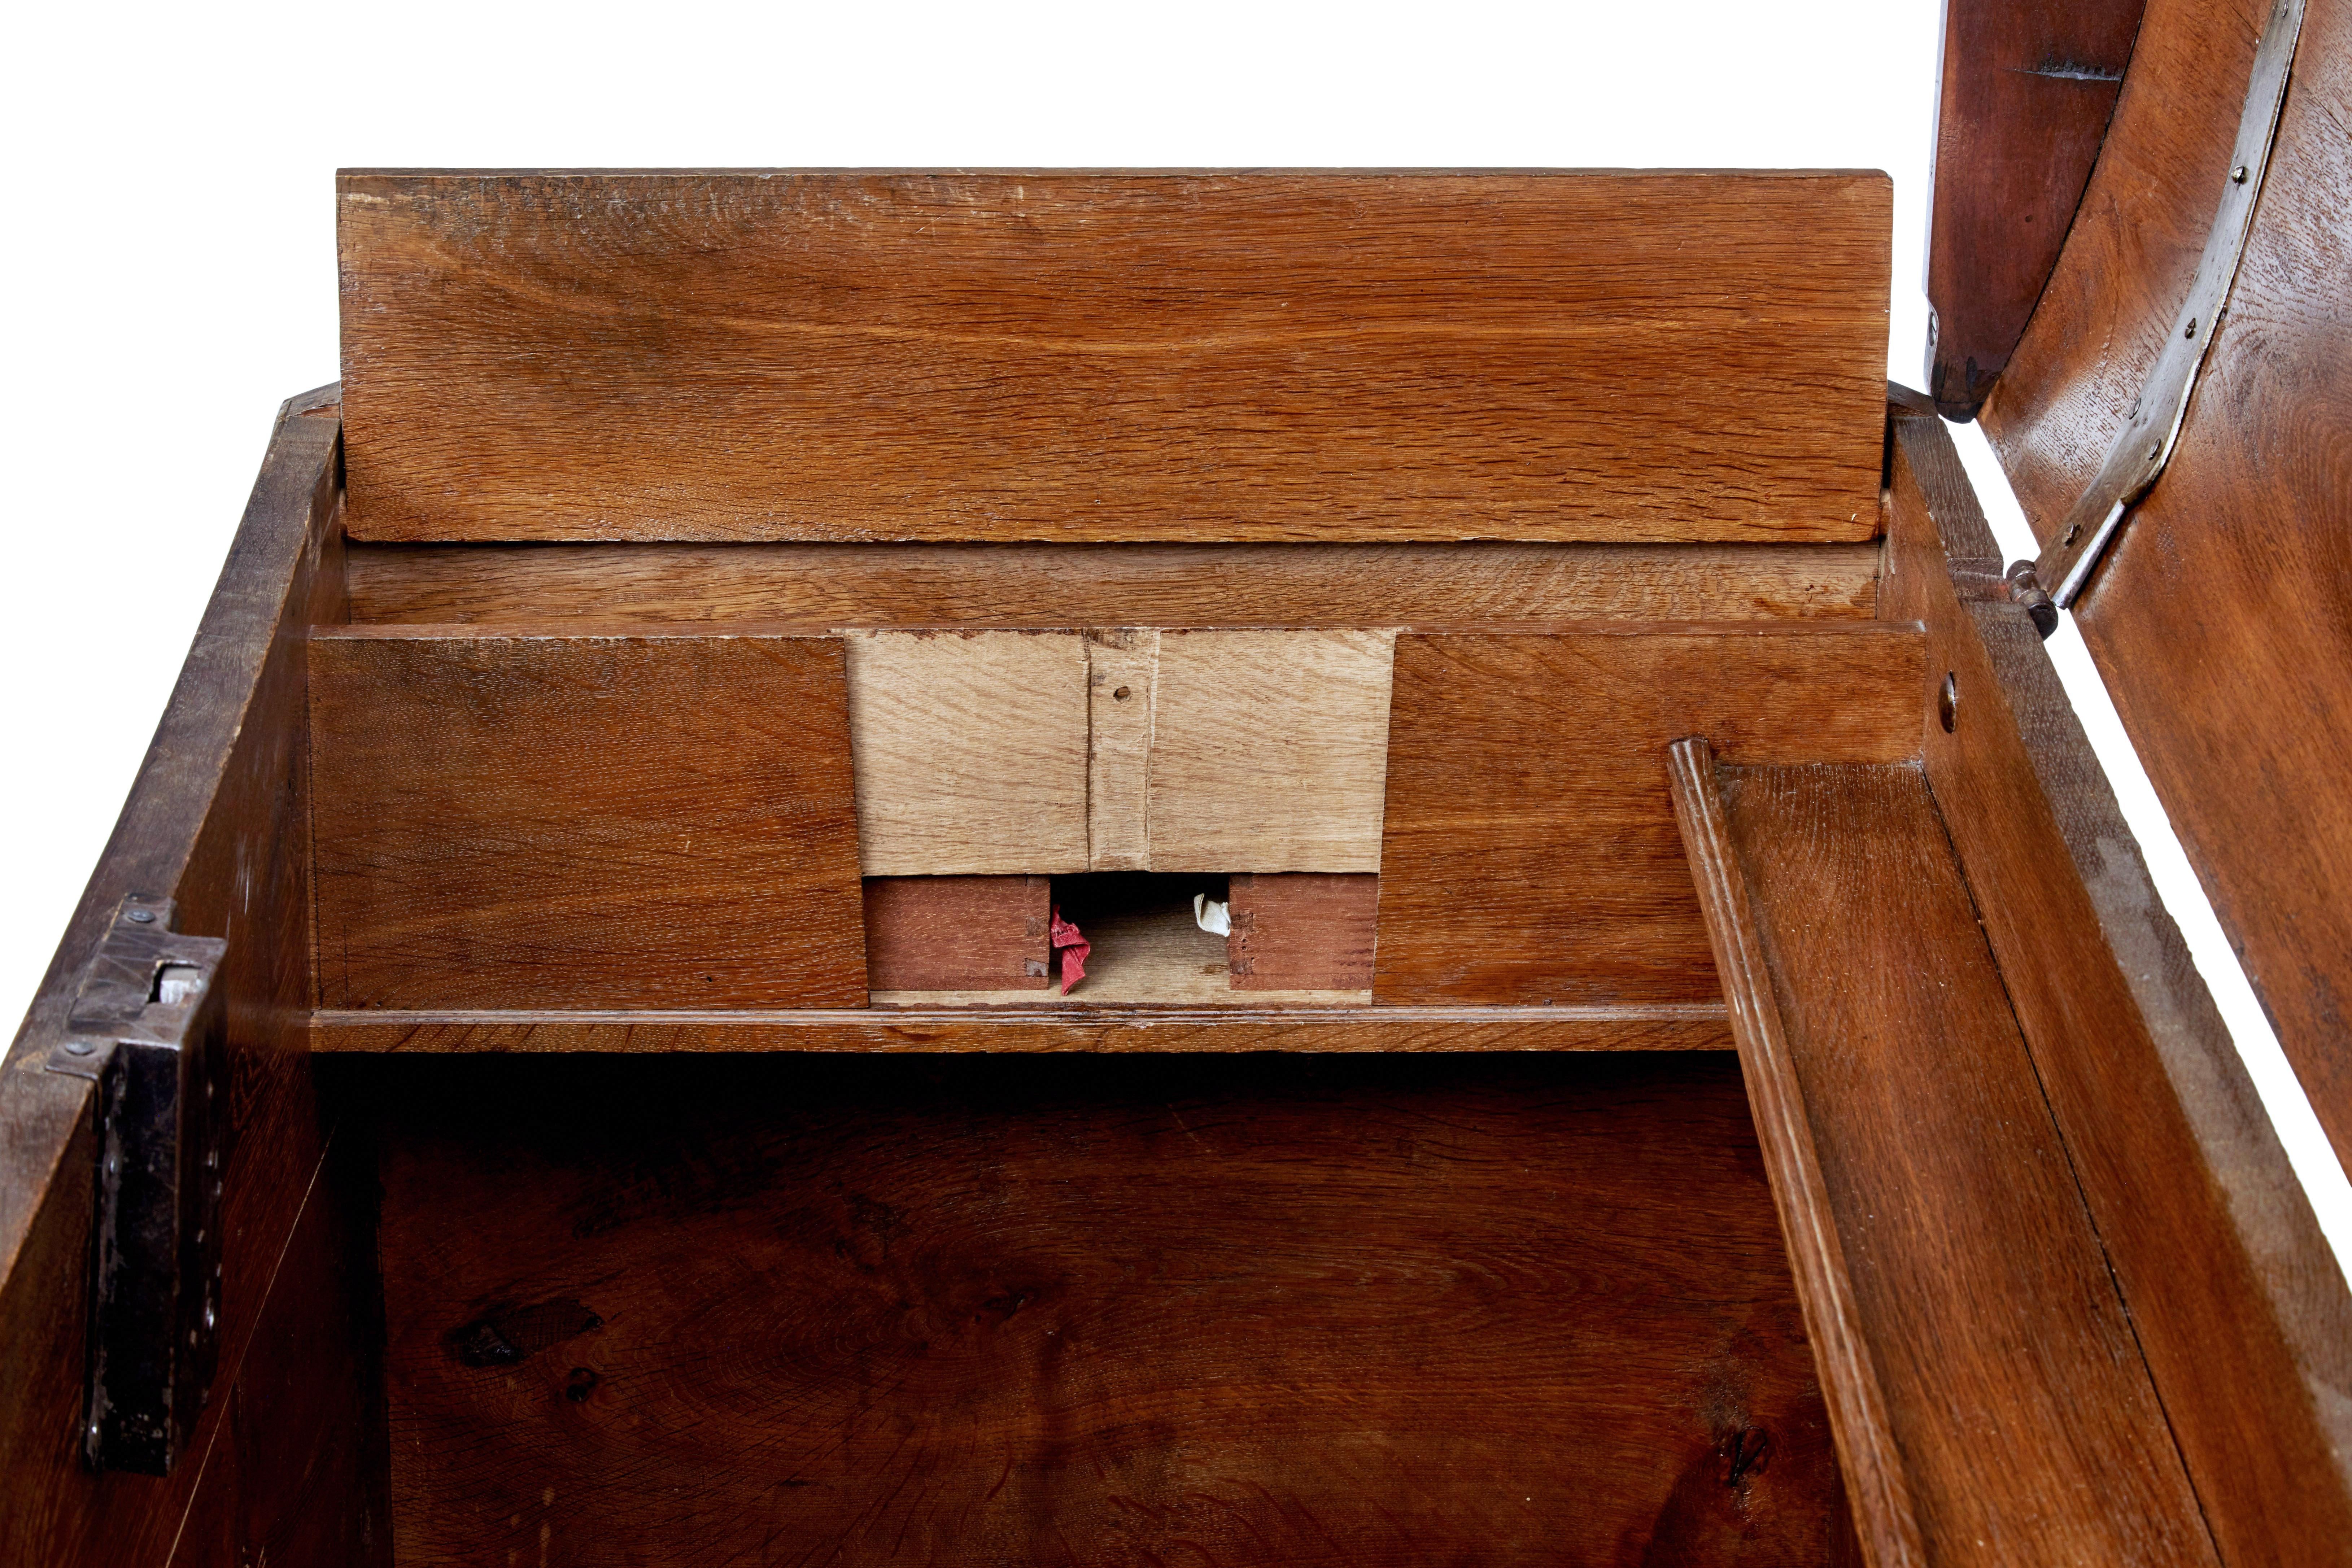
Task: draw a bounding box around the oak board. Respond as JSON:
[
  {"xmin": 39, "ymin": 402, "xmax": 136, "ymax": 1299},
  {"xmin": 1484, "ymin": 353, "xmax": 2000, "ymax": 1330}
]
[
  {"xmin": 340, "ymin": 170, "xmax": 1891, "ymax": 545},
  {"xmin": 1374, "ymin": 624, "xmax": 1922, "ymax": 1004}
]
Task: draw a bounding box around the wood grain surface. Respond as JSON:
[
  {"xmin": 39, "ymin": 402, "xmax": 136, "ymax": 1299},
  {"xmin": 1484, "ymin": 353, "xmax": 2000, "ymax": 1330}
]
[
  {"xmin": 1227, "ymin": 873, "xmax": 1380, "ymax": 992},
  {"xmin": 310, "ymin": 630, "xmax": 867, "ymax": 1009},
  {"xmin": 1885, "ymin": 392, "xmax": 2352, "ymax": 1562},
  {"xmin": 1981, "ymin": 0, "xmax": 2262, "ymax": 532},
  {"xmin": 1374, "ymin": 624, "xmax": 1922, "ymax": 1004},
  {"xmin": 344, "ymin": 541, "xmax": 1884, "ymax": 627},
  {"xmin": 844, "ymin": 630, "xmax": 1091, "ymax": 875},
  {"xmin": 1148, "ymin": 629, "xmax": 1393, "ymax": 872},
  {"xmin": 339, "ymin": 170, "xmax": 1891, "ymax": 544},
  {"xmin": 371, "ymin": 1051, "xmax": 1851, "ymax": 1566},
  {"xmin": 309, "ymin": 1005, "xmax": 1733, "ymax": 1054},
  {"xmin": 1682, "ymin": 754, "xmax": 2216, "ymax": 1567},
  {"xmin": 1981, "ymin": 0, "xmax": 2352, "ymax": 1175},
  {"xmin": 862, "ymin": 877, "xmax": 1051, "ymax": 992},
  {"xmin": 1924, "ymin": 0, "xmax": 2144, "ymax": 415},
  {"xmin": 0, "ymin": 388, "xmax": 386, "ymax": 1567}
]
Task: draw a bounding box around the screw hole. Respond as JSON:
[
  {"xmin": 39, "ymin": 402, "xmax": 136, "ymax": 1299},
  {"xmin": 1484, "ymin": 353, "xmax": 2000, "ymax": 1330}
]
[
  {"xmin": 1113, "ymin": 686, "xmax": 1131, "ymax": 702},
  {"xmin": 1938, "ymin": 673, "xmax": 1959, "ymax": 734}
]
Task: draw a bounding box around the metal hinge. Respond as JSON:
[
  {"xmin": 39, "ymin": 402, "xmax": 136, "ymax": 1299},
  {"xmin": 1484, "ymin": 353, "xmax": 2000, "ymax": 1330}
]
[
  {"xmin": 45, "ymin": 896, "xmax": 228, "ymax": 1476},
  {"xmin": 2034, "ymin": 0, "xmax": 2308, "ymax": 610}
]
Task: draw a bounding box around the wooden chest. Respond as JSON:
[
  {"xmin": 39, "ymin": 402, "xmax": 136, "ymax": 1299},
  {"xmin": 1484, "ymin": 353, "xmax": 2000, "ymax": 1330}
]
[{"xmin": 4, "ymin": 9, "xmax": 2348, "ymax": 1560}]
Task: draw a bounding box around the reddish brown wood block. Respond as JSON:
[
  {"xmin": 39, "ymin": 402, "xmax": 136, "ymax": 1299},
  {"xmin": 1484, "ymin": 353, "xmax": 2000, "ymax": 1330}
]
[
  {"xmin": 1374, "ymin": 625, "xmax": 1923, "ymax": 1004},
  {"xmin": 863, "ymin": 876, "xmax": 1051, "ymax": 992},
  {"xmin": 1227, "ymin": 873, "xmax": 1378, "ymax": 991}
]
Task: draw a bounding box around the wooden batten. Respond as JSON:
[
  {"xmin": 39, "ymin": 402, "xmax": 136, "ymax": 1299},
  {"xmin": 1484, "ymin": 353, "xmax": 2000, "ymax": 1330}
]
[
  {"xmin": 343, "ymin": 541, "xmax": 1885, "ymax": 628},
  {"xmin": 309, "ymin": 1005, "xmax": 1734, "ymax": 1054},
  {"xmin": 339, "ymin": 169, "xmax": 1891, "ymax": 545}
]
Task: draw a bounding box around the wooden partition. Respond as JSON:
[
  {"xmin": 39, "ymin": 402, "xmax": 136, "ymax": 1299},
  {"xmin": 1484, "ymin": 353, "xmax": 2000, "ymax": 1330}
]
[
  {"xmin": 369, "ymin": 1051, "xmax": 1856, "ymax": 1566},
  {"xmin": 305, "ymin": 619, "xmax": 1922, "ymax": 1021}
]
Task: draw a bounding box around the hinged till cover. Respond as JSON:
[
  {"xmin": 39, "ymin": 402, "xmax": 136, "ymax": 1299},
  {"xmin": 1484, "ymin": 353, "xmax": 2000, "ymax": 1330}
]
[
  {"xmin": 47, "ymin": 896, "xmax": 228, "ymax": 1475},
  {"xmin": 1937, "ymin": 0, "xmax": 2352, "ymax": 1176}
]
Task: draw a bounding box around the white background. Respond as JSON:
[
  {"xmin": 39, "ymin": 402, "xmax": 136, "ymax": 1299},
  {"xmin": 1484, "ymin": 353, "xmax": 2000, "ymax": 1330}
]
[{"xmin": 3, "ymin": 1, "xmax": 2342, "ymax": 1263}]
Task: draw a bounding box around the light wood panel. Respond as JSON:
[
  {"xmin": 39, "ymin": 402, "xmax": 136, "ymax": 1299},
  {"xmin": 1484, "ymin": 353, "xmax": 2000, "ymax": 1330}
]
[
  {"xmin": 1884, "ymin": 392, "xmax": 2352, "ymax": 1564},
  {"xmin": 339, "ymin": 170, "xmax": 1892, "ymax": 544},
  {"xmin": 1148, "ymin": 629, "xmax": 1394, "ymax": 872},
  {"xmin": 1672, "ymin": 747, "xmax": 2216, "ymax": 1567},
  {"xmin": 1374, "ymin": 624, "xmax": 1923, "ymax": 1004},
  {"xmin": 310, "ymin": 630, "xmax": 867, "ymax": 1009},
  {"xmin": 847, "ymin": 627, "xmax": 1395, "ymax": 876},
  {"xmin": 342, "ymin": 541, "xmax": 1885, "ymax": 626},
  {"xmin": 1084, "ymin": 630, "xmax": 1156, "ymax": 870},
  {"xmin": 843, "ymin": 630, "xmax": 1090, "ymax": 875},
  {"xmin": 373, "ymin": 1051, "xmax": 1853, "ymax": 1565}
]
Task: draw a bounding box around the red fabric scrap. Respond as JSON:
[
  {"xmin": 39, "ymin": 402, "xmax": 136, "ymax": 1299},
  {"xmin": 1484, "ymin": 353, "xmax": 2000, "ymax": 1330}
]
[{"xmin": 1050, "ymin": 905, "xmax": 1090, "ymax": 994}]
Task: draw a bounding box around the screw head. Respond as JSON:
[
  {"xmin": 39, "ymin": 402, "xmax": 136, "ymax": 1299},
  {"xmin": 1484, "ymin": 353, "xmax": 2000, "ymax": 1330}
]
[
  {"xmin": 125, "ymin": 908, "xmax": 155, "ymax": 924},
  {"xmin": 2232, "ymin": 164, "xmax": 2250, "ymax": 183},
  {"xmin": 64, "ymin": 1039, "xmax": 94, "ymax": 1056},
  {"xmin": 1938, "ymin": 673, "xmax": 1959, "ymax": 734},
  {"xmin": 2184, "ymin": 318, "xmax": 2198, "ymax": 339}
]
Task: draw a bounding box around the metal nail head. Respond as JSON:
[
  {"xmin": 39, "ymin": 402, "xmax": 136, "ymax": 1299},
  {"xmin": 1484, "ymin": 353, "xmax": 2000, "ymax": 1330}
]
[
  {"xmin": 2232, "ymin": 165, "xmax": 2250, "ymax": 183},
  {"xmin": 126, "ymin": 908, "xmax": 155, "ymax": 924},
  {"xmin": 64, "ymin": 1039, "xmax": 94, "ymax": 1056}
]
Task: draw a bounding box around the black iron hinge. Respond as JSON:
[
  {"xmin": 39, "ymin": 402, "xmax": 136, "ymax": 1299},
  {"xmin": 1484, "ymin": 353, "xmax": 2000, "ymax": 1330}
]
[{"xmin": 44, "ymin": 896, "xmax": 228, "ymax": 1476}]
